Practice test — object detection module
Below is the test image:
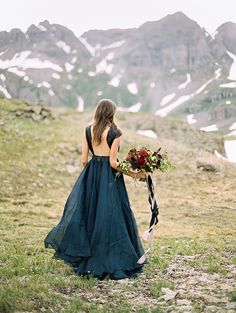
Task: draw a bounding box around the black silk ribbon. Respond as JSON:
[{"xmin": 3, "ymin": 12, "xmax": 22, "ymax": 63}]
[
  {"xmin": 146, "ymin": 174, "xmax": 159, "ymax": 229},
  {"xmin": 137, "ymin": 173, "xmax": 159, "ymax": 264}
]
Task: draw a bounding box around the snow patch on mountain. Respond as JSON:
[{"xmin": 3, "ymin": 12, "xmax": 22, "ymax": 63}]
[
  {"xmin": 155, "ymin": 74, "xmax": 218, "ymax": 117},
  {"xmin": 106, "ymin": 52, "xmax": 114, "ymax": 61},
  {"xmin": 108, "ymin": 74, "xmax": 122, "ymax": 87},
  {"xmin": 0, "ymin": 51, "xmax": 31, "ymax": 69},
  {"xmin": 7, "ymin": 67, "xmax": 25, "ymax": 77},
  {"xmin": 96, "ymin": 53, "xmax": 114, "ymax": 74},
  {"xmin": 229, "ymin": 122, "xmax": 236, "ymax": 131},
  {"xmin": 37, "ymin": 24, "xmax": 47, "ymax": 32},
  {"xmin": 117, "ymin": 102, "xmax": 142, "ymax": 112},
  {"xmin": 127, "ymin": 83, "xmax": 138, "ymax": 94},
  {"xmin": 156, "ymin": 94, "xmax": 192, "ymax": 117},
  {"xmin": 48, "ymin": 89, "xmax": 55, "ymax": 96},
  {"xmin": 65, "ymin": 62, "xmax": 74, "ymax": 72},
  {"xmin": 52, "ymin": 73, "xmax": 61, "ymax": 80},
  {"xmin": 101, "ymin": 40, "xmax": 126, "ymax": 50},
  {"xmin": 137, "ymin": 129, "xmax": 157, "ymax": 139},
  {"xmin": 224, "ymin": 140, "xmax": 236, "ymax": 162},
  {"xmin": 226, "ymin": 130, "xmax": 236, "ymax": 136},
  {"xmin": 200, "ymin": 124, "xmax": 218, "ymax": 132},
  {"xmin": 23, "ymin": 59, "xmax": 63, "ymax": 71},
  {"xmin": 71, "ymin": 56, "xmax": 77, "ymax": 64},
  {"xmin": 56, "ymin": 41, "xmax": 71, "ymax": 54},
  {"xmin": 88, "ymin": 71, "xmax": 96, "ymax": 77},
  {"xmin": 79, "ymin": 37, "xmax": 96, "ymax": 57},
  {"xmin": 37, "ymin": 81, "xmax": 51, "ymax": 88},
  {"xmin": 77, "ymin": 96, "xmax": 84, "ymax": 112},
  {"xmin": 0, "ymin": 50, "xmax": 7, "ymax": 57},
  {"xmin": 96, "ymin": 60, "xmax": 113, "ymax": 74},
  {"xmin": 0, "ymin": 74, "xmax": 6, "ymax": 81},
  {"xmin": 220, "ymin": 82, "xmax": 236, "ymax": 88},
  {"xmin": 227, "ymin": 51, "xmax": 236, "ymax": 80},
  {"xmin": 0, "ymin": 85, "xmax": 11, "ymax": 98},
  {"xmin": 160, "ymin": 93, "xmax": 176, "ymax": 106},
  {"xmin": 0, "ymin": 50, "xmax": 63, "ymax": 71},
  {"xmin": 129, "ymin": 102, "xmax": 142, "ymax": 112},
  {"xmin": 186, "ymin": 114, "xmax": 197, "ymax": 124},
  {"xmin": 214, "ymin": 68, "xmax": 221, "ymax": 79},
  {"xmin": 178, "ymin": 73, "xmax": 191, "ymax": 89}
]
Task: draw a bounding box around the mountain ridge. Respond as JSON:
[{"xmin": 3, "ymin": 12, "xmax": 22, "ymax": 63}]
[{"xmin": 0, "ymin": 12, "xmax": 236, "ymax": 134}]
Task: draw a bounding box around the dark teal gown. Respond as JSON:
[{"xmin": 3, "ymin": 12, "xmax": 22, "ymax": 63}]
[{"xmin": 44, "ymin": 125, "xmax": 147, "ymax": 280}]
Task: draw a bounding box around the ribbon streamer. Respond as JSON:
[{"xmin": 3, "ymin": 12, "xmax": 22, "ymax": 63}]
[{"xmin": 137, "ymin": 173, "xmax": 159, "ymax": 264}]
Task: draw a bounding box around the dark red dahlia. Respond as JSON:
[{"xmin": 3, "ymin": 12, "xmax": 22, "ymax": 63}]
[
  {"xmin": 139, "ymin": 149, "xmax": 149, "ymax": 157},
  {"xmin": 137, "ymin": 157, "xmax": 146, "ymax": 167}
]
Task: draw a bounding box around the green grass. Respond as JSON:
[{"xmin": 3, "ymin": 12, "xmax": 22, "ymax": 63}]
[
  {"xmin": 150, "ymin": 279, "xmax": 174, "ymax": 299},
  {"xmin": 0, "ymin": 98, "xmax": 236, "ymax": 312},
  {"xmin": 229, "ymin": 289, "xmax": 236, "ymax": 302}
]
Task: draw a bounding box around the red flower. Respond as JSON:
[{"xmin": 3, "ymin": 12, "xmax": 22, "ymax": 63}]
[
  {"xmin": 137, "ymin": 157, "xmax": 146, "ymax": 167},
  {"xmin": 126, "ymin": 155, "xmax": 132, "ymax": 161},
  {"xmin": 139, "ymin": 149, "xmax": 149, "ymax": 157}
]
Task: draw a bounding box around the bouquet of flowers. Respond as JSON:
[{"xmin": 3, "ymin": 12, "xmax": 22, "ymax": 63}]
[
  {"xmin": 116, "ymin": 147, "xmax": 174, "ymax": 263},
  {"xmin": 116, "ymin": 147, "xmax": 174, "ymax": 179}
]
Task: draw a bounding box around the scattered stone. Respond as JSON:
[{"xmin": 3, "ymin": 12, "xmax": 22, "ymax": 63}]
[
  {"xmin": 160, "ymin": 287, "xmax": 178, "ymax": 301},
  {"xmin": 176, "ymin": 299, "xmax": 191, "ymax": 306},
  {"xmin": 227, "ymin": 302, "xmax": 236, "ymax": 309},
  {"xmin": 11, "ymin": 102, "xmax": 56, "ymax": 121},
  {"xmin": 203, "ymin": 294, "xmax": 220, "ymax": 303},
  {"xmin": 197, "ymin": 159, "xmax": 218, "ymax": 172}
]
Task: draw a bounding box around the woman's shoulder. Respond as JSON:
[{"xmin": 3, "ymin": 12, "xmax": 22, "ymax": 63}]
[
  {"xmin": 110, "ymin": 125, "xmax": 122, "ymax": 138},
  {"xmin": 85, "ymin": 124, "xmax": 93, "ymax": 132}
]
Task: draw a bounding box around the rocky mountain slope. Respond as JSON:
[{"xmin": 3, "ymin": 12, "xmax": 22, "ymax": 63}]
[{"xmin": 0, "ymin": 12, "xmax": 236, "ymax": 134}]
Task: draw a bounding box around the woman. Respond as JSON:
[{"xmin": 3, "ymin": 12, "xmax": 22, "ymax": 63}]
[{"xmin": 44, "ymin": 99, "xmax": 147, "ymax": 280}]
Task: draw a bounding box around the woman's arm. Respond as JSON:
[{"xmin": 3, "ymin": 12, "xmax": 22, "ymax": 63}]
[
  {"xmin": 81, "ymin": 129, "xmax": 89, "ymax": 166},
  {"xmin": 109, "ymin": 137, "xmax": 145, "ymax": 179}
]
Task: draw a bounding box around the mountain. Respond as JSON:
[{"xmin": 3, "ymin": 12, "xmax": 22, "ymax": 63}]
[{"xmin": 0, "ymin": 13, "xmax": 236, "ymax": 134}]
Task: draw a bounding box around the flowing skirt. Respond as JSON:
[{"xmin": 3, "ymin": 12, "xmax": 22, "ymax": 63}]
[{"xmin": 44, "ymin": 155, "xmax": 147, "ymax": 280}]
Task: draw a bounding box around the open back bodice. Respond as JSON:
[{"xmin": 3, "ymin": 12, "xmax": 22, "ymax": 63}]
[{"xmin": 85, "ymin": 125, "xmax": 122, "ymax": 156}]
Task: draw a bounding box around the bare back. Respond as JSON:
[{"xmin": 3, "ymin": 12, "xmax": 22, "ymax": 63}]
[{"xmin": 91, "ymin": 125, "xmax": 111, "ymax": 156}]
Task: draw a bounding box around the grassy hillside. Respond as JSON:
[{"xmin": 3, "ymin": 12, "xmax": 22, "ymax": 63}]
[{"xmin": 0, "ymin": 98, "xmax": 236, "ymax": 313}]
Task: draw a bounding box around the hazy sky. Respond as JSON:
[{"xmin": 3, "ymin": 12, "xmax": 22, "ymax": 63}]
[{"xmin": 1, "ymin": 0, "xmax": 236, "ymax": 37}]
